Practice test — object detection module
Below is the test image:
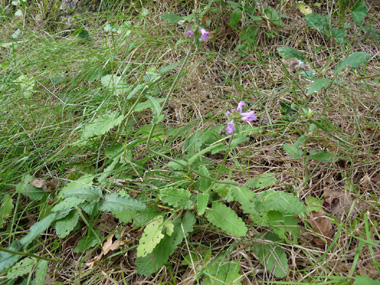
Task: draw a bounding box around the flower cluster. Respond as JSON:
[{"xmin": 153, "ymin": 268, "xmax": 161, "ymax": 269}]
[
  {"xmin": 226, "ymin": 101, "xmax": 257, "ymax": 134},
  {"xmin": 187, "ymin": 28, "xmax": 209, "ymax": 41}
]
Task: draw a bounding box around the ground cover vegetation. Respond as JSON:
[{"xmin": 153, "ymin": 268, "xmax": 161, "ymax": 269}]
[{"xmin": 0, "ymin": 0, "xmax": 380, "ymax": 283}]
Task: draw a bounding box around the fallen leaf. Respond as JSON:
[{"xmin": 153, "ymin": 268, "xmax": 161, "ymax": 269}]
[
  {"xmin": 297, "ymin": 2, "xmax": 313, "ymax": 15},
  {"xmin": 31, "ymin": 179, "xmax": 49, "ymax": 192},
  {"xmin": 307, "ymin": 209, "xmax": 334, "ymax": 246},
  {"xmin": 281, "ymin": 58, "xmax": 305, "ymax": 72},
  {"xmin": 323, "ymin": 190, "xmax": 354, "ymax": 219},
  {"xmin": 102, "ymin": 234, "xmax": 124, "ymax": 256}
]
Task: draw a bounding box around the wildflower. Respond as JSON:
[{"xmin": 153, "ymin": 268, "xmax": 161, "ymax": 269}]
[
  {"xmin": 199, "ymin": 28, "xmax": 209, "ymax": 41},
  {"xmin": 187, "ymin": 30, "xmax": 194, "ymax": 36},
  {"xmin": 225, "ymin": 101, "xmax": 257, "ymax": 134},
  {"xmin": 226, "ymin": 120, "xmax": 235, "ymax": 134}
]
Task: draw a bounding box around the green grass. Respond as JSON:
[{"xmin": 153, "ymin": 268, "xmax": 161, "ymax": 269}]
[{"xmin": 1, "ymin": 0, "xmax": 380, "ymax": 284}]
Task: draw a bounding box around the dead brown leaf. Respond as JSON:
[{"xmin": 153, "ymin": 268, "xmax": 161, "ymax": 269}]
[
  {"xmin": 323, "ymin": 190, "xmax": 355, "ymax": 219},
  {"xmin": 307, "ymin": 209, "xmax": 334, "ymax": 247},
  {"xmin": 31, "ymin": 179, "xmax": 49, "ymax": 192},
  {"xmin": 102, "ymin": 234, "xmax": 124, "ymax": 256}
]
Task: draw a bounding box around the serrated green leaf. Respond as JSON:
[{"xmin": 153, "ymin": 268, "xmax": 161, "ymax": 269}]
[
  {"xmin": 332, "ymin": 28, "xmax": 346, "ymax": 44},
  {"xmin": 32, "ymin": 260, "xmax": 48, "ymax": 285},
  {"xmin": 63, "ymin": 186, "xmax": 102, "ymax": 202},
  {"xmin": 81, "ymin": 111, "xmax": 124, "ymax": 139},
  {"xmin": 206, "ymin": 202, "xmax": 247, "ymax": 237},
  {"xmin": 134, "ymin": 98, "xmax": 165, "ymax": 112},
  {"xmin": 308, "ymin": 150, "xmax": 338, "ymax": 162},
  {"xmin": 133, "ymin": 206, "xmax": 163, "ymax": 227},
  {"xmin": 204, "ymin": 262, "xmax": 242, "ymax": 285},
  {"xmin": 99, "ymin": 193, "xmax": 146, "ymax": 212},
  {"xmin": 334, "ymin": 52, "xmax": 370, "ymax": 74},
  {"xmin": 307, "ymin": 78, "xmax": 330, "ymax": 95},
  {"xmin": 137, "ymin": 216, "xmax": 165, "ymax": 257},
  {"xmin": 114, "ymin": 209, "xmax": 137, "ymax": 223},
  {"xmin": 55, "ymin": 210, "xmax": 79, "ymax": 238},
  {"xmin": 127, "ymin": 83, "xmax": 145, "ymax": 100},
  {"xmin": 159, "ymin": 187, "xmax": 193, "ymax": 209},
  {"xmin": 352, "ymin": 1, "xmax": 367, "ymax": 25},
  {"xmin": 52, "ymin": 197, "xmax": 84, "ymax": 212},
  {"xmin": 73, "ymin": 229, "xmax": 101, "ymax": 253},
  {"xmin": 136, "ymin": 212, "xmax": 195, "ymax": 276},
  {"xmin": 267, "ymin": 211, "xmax": 300, "ymax": 243},
  {"xmin": 197, "ymin": 193, "xmax": 209, "ymax": 215},
  {"xmin": 254, "ymin": 242, "xmax": 288, "ymax": 278},
  {"xmin": 248, "ymin": 173, "xmax": 278, "ymax": 188},
  {"xmin": 283, "ymin": 144, "xmax": 303, "ymax": 159},
  {"xmin": 278, "ymin": 46, "xmax": 305, "ymax": 61},
  {"xmin": 0, "ymin": 194, "xmax": 14, "ymax": 228},
  {"xmin": 161, "ymin": 12, "xmax": 182, "ymax": 23},
  {"xmin": 20, "ymin": 213, "xmax": 57, "ymax": 247},
  {"xmin": 256, "ymin": 190, "xmax": 305, "ymax": 215},
  {"xmin": 6, "ymin": 257, "xmax": 36, "ymax": 279},
  {"xmin": 230, "ymin": 9, "xmax": 242, "ymax": 27}
]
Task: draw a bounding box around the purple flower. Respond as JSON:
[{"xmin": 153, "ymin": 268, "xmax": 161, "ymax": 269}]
[
  {"xmin": 225, "ymin": 101, "xmax": 257, "ymax": 134},
  {"xmin": 226, "ymin": 120, "xmax": 235, "ymax": 134},
  {"xmin": 187, "ymin": 30, "xmax": 194, "ymax": 36},
  {"xmin": 199, "ymin": 28, "xmax": 209, "ymax": 41},
  {"xmin": 237, "ymin": 101, "xmax": 245, "ymax": 112},
  {"xmin": 240, "ymin": 111, "xmax": 257, "ymax": 122}
]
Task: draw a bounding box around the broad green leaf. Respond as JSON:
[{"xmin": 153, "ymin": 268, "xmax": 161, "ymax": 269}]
[
  {"xmin": 114, "ymin": 209, "xmax": 137, "ymax": 223},
  {"xmin": 20, "ymin": 213, "xmax": 57, "ymax": 247},
  {"xmin": 307, "ymin": 78, "xmax": 330, "ymax": 95},
  {"xmin": 101, "ymin": 75, "xmax": 129, "ymax": 94},
  {"xmin": 104, "ymin": 23, "xmax": 117, "ymax": 32},
  {"xmin": 204, "ymin": 262, "xmax": 242, "ymax": 285},
  {"xmin": 161, "ymin": 13, "xmax": 182, "ymax": 24},
  {"xmin": 127, "ymin": 83, "xmax": 145, "ymax": 99},
  {"xmin": 52, "ymin": 197, "xmax": 84, "ymax": 212},
  {"xmin": 351, "ymin": 1, "xmax": 368, "ymax": 25},
  {"xmin": 294, "ymin": 135, "xmax": 307, "ymax": 147},
  {"xmin": 32, "ymin": 260, "xmax": 48, "ymax": 285},
  {"xmin": 277, "ymin": 46, "xmax": 305, "ymax": 61},
  {"xmin": 99, "ymin": 193, "xmax": 146, "ymax": 212},
  {"xmin": 77, "ymin": 29, "xmax": 91, "ymax": 40},
  {"xmin": 230, "ymin": 136, "xmax": 250, "ymax": 149},
  {"xmin": 198, "ymin": 165, "xmax": 211, "ymax": 192},
  {"xmin": 159, "ymin": 62, "xmax": 180, "ymax": 74},
  {"xmin": 305, "ymin": 197, "xmax": 323, "ymax": 214},
  {"xmin": 283, "ymin": 144, "xmax": 303, "ymax": 159},
  {"xmin": 6, "ymin": 257, "xmax": 36, "ymax": 279},
  {"xmin": 0, "ymin": 194, "xmax": 14, "ymax": 228},
  {"xmin": 147, "ymin": 95, "xmax": 164, "ymax": 124},
  {"xmin": 248, "ymin": 173, "xmax": 278, "ymax": 188},
  {"xmin": 58, "ymin": 175, "xmax": 94, "ymax": 199},
  {"xmin": 256, "ymin": 190, "xmax": 305, "ymax": 215},
  {"xmin": 0, "ymin": 242, "xmax": 22, "ymax": 271},
  {"xmin": 81, "ymin": 111, "xmax": 124, "ymax": 139},
  {"xmin": 264, "ymin": 6, "xmax": 282, "ymax": 26},
  {"xmin": 1, "ymin": 61, "xmax": 9, "ymax": 69},
  {"xmin": 55, "ymin": 210, "xmax": 79, "ymax": 238},
  {"xmin": 308, "ymin": 150, "xmax": 338, "ymax": 162},
  {"xmin": 332, "ymin": 28, "xmax": 346, "ymax": 44},
  {"xmin": 18, "ymin": 175, "xmax": 45, "ymax": 201},
  {"xmin": 354, "ymin": 275, "xmax": 380, "ymax": 285},
  {"xmin": 164, "ymin": 221, "xmax": 174, "ymax": 236},
  {"xmin": 137, "ymin": 216, "xmax": 165, "ymax": 257},
  {"xmin": 334, "ymin": 52, "xmax": 370, "ymax": 74},
  {"xmin": 73, "ymin": 229, "xmax": 100, "ymax": 253},
  {"xmin": 133, "ymin": 206, "xmax": 163, "ymax": 227},
  {"xmin": 136, "ymin": 212, "xmax": 195, "ymax": 276},
  {"xmin": 197, "ymin": 193, "xmax": 209, "ymax": 215},
  {"xmin": 206, "ymin": 202, "xmax": 247, "ymax": 237},
  {"xmin": 229, "ymin": 9, "xmax": 242, "ymax": 27},
  {"xmin": 63, "ymin": 186, "xmax": 102, "ymax": 202},
  {"xmin": 267, "ymin": 211, "xmax": 300, "ymax": 243},
  {"xmin": 231, "ymin": 186, "xmax": 259, "ymax": 218},
  {"xmin": 305, "ymin": 13, "xmax": 330, "ymax": 35},
  {"xmin": 159, "ymin": 187, "xmax": 193, "ymax": 209},
  {"xmin": 17, "ymin": 75, "xmax": 35, "ymax": 98},
  {"xmin": 254, "ymin": 242, "xmax": 288, "ymax": 278}
]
